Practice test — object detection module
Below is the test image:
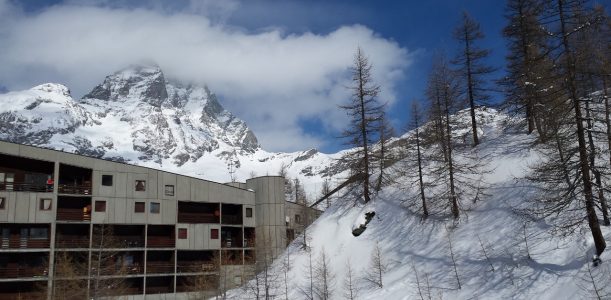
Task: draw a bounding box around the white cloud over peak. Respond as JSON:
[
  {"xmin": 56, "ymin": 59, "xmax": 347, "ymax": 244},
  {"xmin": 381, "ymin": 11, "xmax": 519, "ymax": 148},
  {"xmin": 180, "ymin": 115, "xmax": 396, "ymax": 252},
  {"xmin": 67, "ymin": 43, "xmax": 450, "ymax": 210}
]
[{"xmin": 0, "ymin": 0, "xmax": 412, "ymax": 152}]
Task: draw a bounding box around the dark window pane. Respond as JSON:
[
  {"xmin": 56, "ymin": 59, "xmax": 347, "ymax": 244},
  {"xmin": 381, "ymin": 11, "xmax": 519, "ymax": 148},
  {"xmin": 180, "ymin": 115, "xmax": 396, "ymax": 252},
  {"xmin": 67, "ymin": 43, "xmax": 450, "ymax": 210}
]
[
  {"xmin": 150, "ymin": 202, "xmax": 160, "ymax": 214},
  {"xmin": 95, "ymin": 200, "xmax": 106, "ymax": 212},
  {"xmin": 29, "ymin": 228, "xmax": 48, "ymax": 239},
  {"xmin": 178, "ymin": 228, "xmax": 187, "ymax": 239},
  {"xmin": 102, "ymin": 175, "xmax": 113, "ymax": 186},
  {"xmin": 211, "ymin": 228, "xmax": 219, "ymax": 239},
  {"xmin": 135, "ymin": 202, "xmax": 145, "ymax": 213},
  {"xmin": 135, "ymin": 180, "xmax": 146, "ymax": 191},
  {"xmin": 164, "ymin": 185, "xmax": 174, "ymax": 196}
]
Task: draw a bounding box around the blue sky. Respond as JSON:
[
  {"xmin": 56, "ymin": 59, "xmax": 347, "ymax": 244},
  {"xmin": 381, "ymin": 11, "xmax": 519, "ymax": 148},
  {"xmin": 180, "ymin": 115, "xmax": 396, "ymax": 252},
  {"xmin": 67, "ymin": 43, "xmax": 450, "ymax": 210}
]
[{"xmin": 3, "ymin": 0, "xmax": 605, "ymax": 153}]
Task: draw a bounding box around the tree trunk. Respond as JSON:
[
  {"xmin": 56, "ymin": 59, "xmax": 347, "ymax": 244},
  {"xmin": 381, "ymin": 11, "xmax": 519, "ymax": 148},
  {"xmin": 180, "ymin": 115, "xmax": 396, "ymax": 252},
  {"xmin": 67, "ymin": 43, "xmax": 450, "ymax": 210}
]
[
  {"xmin": 558, "ymin": 0, "xmax": 606, "ymax": 255},
  {"xmin": 464, "ymin": 32, "xmax": 480, "ymax": 147},
  {"xmin": 416, "ymin": 125, "xmax": 428, "ymax": 217},
  {"xmin": 603, "ymin": 78, "xmax": 611, "ymax": 168},
  {"xmin": 444, "ymin": 87, "xmax": 459, "ymax": 219},
  {"xmin": 584, "ymin": 88, "xmax": 610, "ymax": 226},
  {"xmin": 359, "ymin": 65, "xmax": 371, "ymax": 203}
]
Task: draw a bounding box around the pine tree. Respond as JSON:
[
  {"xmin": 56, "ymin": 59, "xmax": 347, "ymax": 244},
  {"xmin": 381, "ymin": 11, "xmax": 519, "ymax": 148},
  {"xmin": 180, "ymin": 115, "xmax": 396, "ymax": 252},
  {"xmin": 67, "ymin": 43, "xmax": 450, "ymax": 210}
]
[
  {"xmin": 549, "ymin": 0, "xmax": 606, "ymax": 255},
  {"xmin": 426, "ymin": 57, "xmax": 462, "ymax": 219},
  {"xmin": 313, "ymin": 249, "xmax": 335, "ymax": 300},
  {"xmin": 425, "ymin": 56, "xmax": 488, "ymax": 219},
  {"xmin": 340, "ymin": 47, "xmax": 384, "ymax": 203},
  {"xmin": 453, "ymin": 11, "xmax": 495, "ymax": 147},
  {"xmin": 407, "ymin": 100, "xmax": 429, "ymax": 217},
  {"xmin": 362, "ymin": 242, "xmax": 386, "ymax": 288},
  {"xmin": 502, "ymin": 0, "xmax": 555, "ymax": 138}
]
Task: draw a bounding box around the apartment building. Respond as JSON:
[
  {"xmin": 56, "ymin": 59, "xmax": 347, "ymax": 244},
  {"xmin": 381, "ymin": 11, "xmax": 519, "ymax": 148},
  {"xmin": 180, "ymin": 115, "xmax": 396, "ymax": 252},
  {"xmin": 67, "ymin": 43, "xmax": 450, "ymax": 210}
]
[{"xmin": 0, "ymin": 140, "xmax": 320, "ymax": 299}]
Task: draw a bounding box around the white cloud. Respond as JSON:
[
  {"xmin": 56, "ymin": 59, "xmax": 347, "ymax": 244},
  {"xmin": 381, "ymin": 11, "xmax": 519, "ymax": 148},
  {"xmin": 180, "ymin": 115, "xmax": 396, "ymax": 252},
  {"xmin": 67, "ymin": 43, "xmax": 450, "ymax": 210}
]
[{"xmin": 0, "ymin": 1, "xmax": 412, "ymax": 152}]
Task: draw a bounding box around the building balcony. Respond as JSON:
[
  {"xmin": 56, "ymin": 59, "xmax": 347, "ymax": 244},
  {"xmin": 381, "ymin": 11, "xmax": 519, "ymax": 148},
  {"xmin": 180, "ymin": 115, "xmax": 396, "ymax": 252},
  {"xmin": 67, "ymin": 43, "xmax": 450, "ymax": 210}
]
[
  {"xmin": 221, "ymin": 227, "xmax": 243, "ymax": 248},
  {"xmin": 0, "ymin": 237, "xmax": 50, "ymax": 249},
  {"xmin": 55, "ymin": 236, "xmax": 90, "ymax": 248},
  {"xmin": 0, "ymin": 266, "xmax": 48, "ymax": 279},
  {"xmin": 57, "ymin": 183, "xmax": 92, "ymax": 195},
  {"xmin": 146, "ymin": 262, "xmax": 175, "ymax": 274},
  {"xmin": 176, "ymin": 262, "xmax": 217, "ymax": 273},
  {"xmin": 147, "ymin": 237, "xmax": 175, "ymax": 248},
  {"xmin": 221, "ymin": 214, "xmax": 242, "ymax": 225},
  {"xmin": 0, "ymin": 182, "xmax": 49, "ymax": 193},
  {"xmin": 95, "ymin": 236, "xmax": 144, "ymax": 249},
  {"xmin": 57, "ymin": 208, "xmax": 91, "ymax": 222},
  {"xmin": 0, "ymin": 291, "xmax": 46, "ymax": 300},
  {"xmin": 177, "ymin": 212, "xmax": 218, "ymax": 224},
  {"xmin": 94, "ymin": 263, "xmax": 143, "ymax": 276},
  {"xmin": 221, "ymin": 203, "xmax": 243, "ymax": 225}
]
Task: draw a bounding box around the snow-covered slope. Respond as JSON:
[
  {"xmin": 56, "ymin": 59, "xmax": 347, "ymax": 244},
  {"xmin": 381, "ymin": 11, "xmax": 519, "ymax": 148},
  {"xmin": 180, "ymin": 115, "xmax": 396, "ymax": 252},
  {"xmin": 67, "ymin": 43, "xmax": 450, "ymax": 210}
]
[
  {"xmin": 0, "ymin": 65, "xmax": 347, "ymax": 198},
  {"xmin": 229, "ymin": 109, "xmax": 611, "ymax": 299}
]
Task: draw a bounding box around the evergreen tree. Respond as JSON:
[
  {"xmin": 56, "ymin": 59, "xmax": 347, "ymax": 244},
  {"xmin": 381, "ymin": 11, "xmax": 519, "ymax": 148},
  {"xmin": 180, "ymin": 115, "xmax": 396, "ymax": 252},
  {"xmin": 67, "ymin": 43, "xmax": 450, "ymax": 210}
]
[
  {"xmin": 453, "ymin": 11, "xmax": 495, "ymax": 147},
  {"xmin": 340, "ymin": 47, "xmax": 384, "ymax": 203}
]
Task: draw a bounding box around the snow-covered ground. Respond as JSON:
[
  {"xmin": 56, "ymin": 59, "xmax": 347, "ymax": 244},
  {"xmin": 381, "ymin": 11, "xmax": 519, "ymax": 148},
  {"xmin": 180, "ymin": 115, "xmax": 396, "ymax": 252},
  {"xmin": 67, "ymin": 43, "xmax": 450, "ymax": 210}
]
[{"xmin": 228, "ymin": 108, "xmax": 611, "ymax": 300}]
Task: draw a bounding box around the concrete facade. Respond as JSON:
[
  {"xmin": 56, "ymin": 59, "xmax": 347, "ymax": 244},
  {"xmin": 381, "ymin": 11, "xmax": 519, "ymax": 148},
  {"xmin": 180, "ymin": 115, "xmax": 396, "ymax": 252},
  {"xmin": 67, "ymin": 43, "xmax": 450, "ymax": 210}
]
[{"xmin": 0, "ymin": 140, "xmax": 318, "ymax": 299}]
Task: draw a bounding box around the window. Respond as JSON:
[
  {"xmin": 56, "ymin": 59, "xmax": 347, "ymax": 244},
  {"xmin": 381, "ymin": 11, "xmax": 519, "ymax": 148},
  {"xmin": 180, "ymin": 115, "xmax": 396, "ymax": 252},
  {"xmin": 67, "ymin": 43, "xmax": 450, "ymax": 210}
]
[
  {"xmin": 295, "ymin": 214, "xmax": 302, "ymax": 224},
  {"xmin": 164, "ymin": 185, "xmax": 174, "ymax": 196},
  {"xmin": 178, "ymin": 228, "xmax": 187, "ymax": 239},
  {"xmin": 135, "ymin": 180, "xmax": 146, "ymax": 191},
  {"xmin": 39, "ymin": 198, "xmax": 52, "ymax": 211},
  {"xmin": 29, "ymin": 228, "xmax": 48, "ymax": 239},
  {"xmin": 135, "ymin": 202, "xmax": 145, "ymax": 213},
  {"xmin": 211, "ymin": 228, "xmax": 219, "ymax": 239},
  {"xmin": 102, "ymin": 175, "xmax": 113, "ymax": 186},
  {"xmin": 245, "ymin": 207, "xmax": 253, "ymax": 218},
  {"xmin": 150, "ymin": 202, "xmax": 160, "ymax": 214},
  {"xmin": 94, "ymin": 200, "xmax": 106, "ymax": 212},
  {"xmin": 0, "ymin": 197, "xmax": 5, "ymax": 209}
]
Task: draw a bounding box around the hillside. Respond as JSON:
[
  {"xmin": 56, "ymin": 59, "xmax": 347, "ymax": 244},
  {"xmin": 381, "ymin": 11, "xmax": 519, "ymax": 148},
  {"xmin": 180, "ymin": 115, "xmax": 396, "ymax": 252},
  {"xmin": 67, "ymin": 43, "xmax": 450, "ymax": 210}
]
[{"xmin": 229, "ymin": 108, "xmax": 611, "ymax": 299}]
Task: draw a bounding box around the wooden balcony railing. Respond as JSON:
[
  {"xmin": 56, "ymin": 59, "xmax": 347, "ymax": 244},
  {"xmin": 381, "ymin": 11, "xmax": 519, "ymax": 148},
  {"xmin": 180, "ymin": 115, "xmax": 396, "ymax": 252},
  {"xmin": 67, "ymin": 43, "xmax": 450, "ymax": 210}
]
[
  {"xmin": 147, "ymin": 237, "xmax": 175, "ymax": 248},
  {"xmin": 177, "ymin": 212, "xmax": 219, "ymax": 224},
  {"xmin": 57, "ymin": 209, "xmax": 91, "ymax": 221},
  {"xmin": 221, "ymin": 238, "xmax": 243, "ymax": 248},
  {"xmin": 146, "ymin": 262, "xmax": 175, "ymax": 274},
  {"xmin": 57, "ymin": 184, "xmax": 92, "ymax": 195},
  {"xmin": 176, "ymin": 262, "xmax": 217, "ymax": 273},
  {"xmin": 93, "ymin": 263, "xmax": 143, "ymax": 276},
  {"xmin": 0, "ymin": 292, "xmax": 47, "ymax": 300},
  {"xmin": 90, "ymin": 237, "xmax": 144, "ymax": 248},
  {"xmin": 221, "ymin": 214, "xmax": 242, "ymax": 225},
  {"xmin": 0, "ymin": 182, "xmax": 49, "ymax": 192},
  {"xmin": 0, "ymin": 237, "xmax": 50, "ymax": 249},
  {"xmin": 0, "ymin": 266, "xmax": 48, "ymax": 278},
  {"xmin": 55, "ymin": 236, "xmax": 90, "ymax": 248}
]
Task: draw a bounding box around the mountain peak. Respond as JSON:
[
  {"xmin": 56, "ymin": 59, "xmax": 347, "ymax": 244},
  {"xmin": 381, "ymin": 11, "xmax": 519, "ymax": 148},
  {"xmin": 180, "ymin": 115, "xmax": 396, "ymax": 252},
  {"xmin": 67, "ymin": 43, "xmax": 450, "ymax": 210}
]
[
  {"xmin": 83, "ymin": 63, "xmax": 168, "ymax": 106},
  {"xmin": 31, "ymin": 83, "xmax": 71, "ymax": 97}
]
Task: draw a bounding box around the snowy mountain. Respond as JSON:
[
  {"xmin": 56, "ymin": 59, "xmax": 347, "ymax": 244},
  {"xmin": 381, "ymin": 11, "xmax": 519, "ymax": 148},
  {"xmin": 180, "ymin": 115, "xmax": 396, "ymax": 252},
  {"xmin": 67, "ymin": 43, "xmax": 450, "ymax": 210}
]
[
  {"xmin": 0, "ymin": 65, "xmax": 346, "ymax": 197},
  {"xmin": 228, "ymin": 107, "xmax": 611, "ymax": 300}
]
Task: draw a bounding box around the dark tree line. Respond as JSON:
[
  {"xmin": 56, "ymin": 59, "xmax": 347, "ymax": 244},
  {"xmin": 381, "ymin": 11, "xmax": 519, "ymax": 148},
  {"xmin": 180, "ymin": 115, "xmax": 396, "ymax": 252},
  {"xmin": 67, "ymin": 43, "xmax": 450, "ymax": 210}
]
[{"xmin": 501, "ymin": 0, "xmax": 610, "ymax": 256}]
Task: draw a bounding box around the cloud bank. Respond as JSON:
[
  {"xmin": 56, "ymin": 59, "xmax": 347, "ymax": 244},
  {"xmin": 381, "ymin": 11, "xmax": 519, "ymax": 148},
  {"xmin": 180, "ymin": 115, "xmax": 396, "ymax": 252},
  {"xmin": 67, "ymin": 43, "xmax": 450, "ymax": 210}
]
[{"xmin": 0, "ymin": 0, "xmax": 412, "ymax": 152}]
